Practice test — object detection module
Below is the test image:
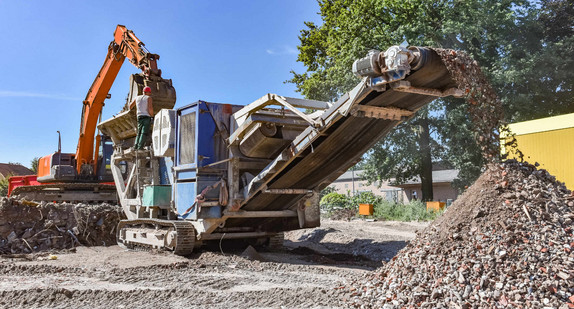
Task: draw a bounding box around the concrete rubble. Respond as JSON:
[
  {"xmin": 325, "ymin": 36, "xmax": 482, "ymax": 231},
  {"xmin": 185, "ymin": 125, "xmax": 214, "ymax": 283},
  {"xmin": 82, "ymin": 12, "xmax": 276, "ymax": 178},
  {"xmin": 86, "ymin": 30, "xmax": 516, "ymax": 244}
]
[
  {"xmin": 0, "ymin": 197, "xmax": 124, "ymax": 254},
  {"xmin": 343, "ymin": 160, "xmax": 574, "ymax": 308}
]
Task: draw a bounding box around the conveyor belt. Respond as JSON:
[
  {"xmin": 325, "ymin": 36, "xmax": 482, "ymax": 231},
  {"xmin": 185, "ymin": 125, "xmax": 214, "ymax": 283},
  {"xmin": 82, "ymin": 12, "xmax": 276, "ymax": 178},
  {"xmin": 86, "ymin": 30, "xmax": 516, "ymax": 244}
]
[{"xmin": 228, "ymin": 48, "xmax": 458, "ymax": 230}]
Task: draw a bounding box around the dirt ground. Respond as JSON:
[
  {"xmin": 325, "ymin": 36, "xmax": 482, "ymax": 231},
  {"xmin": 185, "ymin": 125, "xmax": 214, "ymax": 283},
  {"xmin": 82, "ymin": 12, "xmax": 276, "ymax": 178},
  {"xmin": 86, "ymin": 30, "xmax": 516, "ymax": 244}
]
[{"xmin": 0, "ymin": 219, "xmax": 427, "ymax": 309}]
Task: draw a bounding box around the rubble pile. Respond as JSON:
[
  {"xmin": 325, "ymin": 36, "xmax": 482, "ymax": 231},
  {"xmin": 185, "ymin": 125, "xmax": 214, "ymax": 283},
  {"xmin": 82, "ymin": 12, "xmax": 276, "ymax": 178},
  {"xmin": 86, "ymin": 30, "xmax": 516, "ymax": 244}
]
[
  {"xmin": 345, "ymin": 160, "xmax": 574, "ymax": 308},
  {"xmin": 330, "ymin": 209, "xmax": 357, "ymax": 221},
  {"xmin": 0, "ymin": 197, "xmax": 124, "ymax": 254}
]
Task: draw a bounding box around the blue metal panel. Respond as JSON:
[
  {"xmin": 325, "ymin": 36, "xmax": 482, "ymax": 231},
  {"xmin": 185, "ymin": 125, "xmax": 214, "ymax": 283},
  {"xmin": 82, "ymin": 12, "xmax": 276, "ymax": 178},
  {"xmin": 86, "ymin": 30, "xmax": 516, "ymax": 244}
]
[
  {"xmin": 196, "ymin": 175, "xmax": 223, "ymax": 219},
  {"xmin": 173, "ymin": 101, "xmax": 237, "ymax": 221},
  {"xmin": 158, "ymin": 157, "xmax": 172, "ymax": 185},
  {"xmin": 175, "ymin": 182, "xmax": 196, "ymax": 219},
  {"xmin": 175, "ymin": 103, "xmax": 199, "ymax": 169},
  {"xmin": 176, "ymin": 170, "xmax": 196, "ymax": 181},
  {"xmin": 174, "ymin": 103, "xmax": 200, "ymax": 219},
  {"xmin": 174, "ymin": 177, "xmax": 224, "ymax": 220},
  {"xmin": 197, "ymin": 102, "xmax": 219, "ymax": 167},
  {"xmin": 201, "ymin": 206, "xmax": 222, "ymax": 219}
]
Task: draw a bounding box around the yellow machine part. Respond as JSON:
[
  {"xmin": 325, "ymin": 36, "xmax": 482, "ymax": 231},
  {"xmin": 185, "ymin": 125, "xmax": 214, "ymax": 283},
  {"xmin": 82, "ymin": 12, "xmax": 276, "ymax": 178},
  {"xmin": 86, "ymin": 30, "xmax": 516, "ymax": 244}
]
[{"xmin": 502, "ymin": 113, "xmax": 574, "ymax": 190}]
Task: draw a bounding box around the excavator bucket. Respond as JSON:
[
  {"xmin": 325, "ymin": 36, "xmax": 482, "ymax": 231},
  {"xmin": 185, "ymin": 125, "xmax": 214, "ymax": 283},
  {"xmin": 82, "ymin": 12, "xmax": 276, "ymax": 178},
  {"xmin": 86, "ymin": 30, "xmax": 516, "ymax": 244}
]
[
  {"xmin": 98, "ymin": 74, "xmax": 176, "ymax": 145},
  {"xmin": 127, "ymin": 74, "xmax": 177, "ymax": 112}
]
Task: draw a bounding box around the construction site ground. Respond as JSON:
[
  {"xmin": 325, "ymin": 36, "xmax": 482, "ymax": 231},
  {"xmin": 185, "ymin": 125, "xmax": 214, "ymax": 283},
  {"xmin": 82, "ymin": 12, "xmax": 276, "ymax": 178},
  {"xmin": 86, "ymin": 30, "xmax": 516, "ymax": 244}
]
[
  {"xmin": 2, "ymin": 161, "xmax": 573, "ymax": 308},
  {"xmin": 0, "ymin": 219, "xmax": 426, "ymax": 308}
]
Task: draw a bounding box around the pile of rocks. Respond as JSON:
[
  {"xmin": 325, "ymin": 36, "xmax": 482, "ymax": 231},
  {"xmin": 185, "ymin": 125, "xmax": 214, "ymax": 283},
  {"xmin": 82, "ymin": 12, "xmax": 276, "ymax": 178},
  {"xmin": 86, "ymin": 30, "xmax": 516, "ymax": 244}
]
[
  {"xmin": 344, "ymin": 161, "xmax": 574, "ymax": 308},
  {"xmin": 0, "ymin": 197, "xmax": 124, "ymax": 254}
]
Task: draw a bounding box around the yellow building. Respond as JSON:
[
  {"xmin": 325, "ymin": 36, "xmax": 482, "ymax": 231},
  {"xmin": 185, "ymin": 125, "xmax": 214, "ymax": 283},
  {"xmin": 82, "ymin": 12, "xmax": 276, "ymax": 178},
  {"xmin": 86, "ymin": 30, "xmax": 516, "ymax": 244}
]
[{"xmin": 502, "ymin": 113, "xmax": 574, "ymax": 189}]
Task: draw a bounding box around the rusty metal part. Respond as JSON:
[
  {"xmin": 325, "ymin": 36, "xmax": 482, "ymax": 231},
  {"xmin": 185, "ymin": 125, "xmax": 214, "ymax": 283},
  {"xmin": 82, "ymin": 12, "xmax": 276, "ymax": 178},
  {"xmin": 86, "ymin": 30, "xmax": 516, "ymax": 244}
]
[
  {"xmin": 263, "ymin": 189, "xmax": 314, "ymax": 195},
  {"xmin": 390, "ymin": 80, "xmax": 464, "ymax": 98},
  {"xmin": 222, "ymin": 210, "xmax": 298, "ymax": 218},
  {"xmin": 199, "ymin": 231, "xmax": 277, "ymax": 241},
  {"xmin": 350, "ymin": 105, "xmax": 414, "ymax": 120}
]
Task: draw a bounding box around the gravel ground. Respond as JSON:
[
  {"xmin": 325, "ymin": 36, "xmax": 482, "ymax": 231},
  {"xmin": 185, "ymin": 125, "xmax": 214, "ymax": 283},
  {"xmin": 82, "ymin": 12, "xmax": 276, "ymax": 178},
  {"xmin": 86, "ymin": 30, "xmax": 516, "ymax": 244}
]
[{"xmin": 0, "ymin": 219, "xmax": 427, "ymax": 309}]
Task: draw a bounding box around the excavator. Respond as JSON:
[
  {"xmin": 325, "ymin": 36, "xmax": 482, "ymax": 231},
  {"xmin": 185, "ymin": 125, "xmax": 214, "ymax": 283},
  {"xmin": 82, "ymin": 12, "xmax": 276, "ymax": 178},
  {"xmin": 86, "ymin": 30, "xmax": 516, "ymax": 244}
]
[{"xmin": 8, "ymin": 25, "xmax": 176, "ymax": 202}]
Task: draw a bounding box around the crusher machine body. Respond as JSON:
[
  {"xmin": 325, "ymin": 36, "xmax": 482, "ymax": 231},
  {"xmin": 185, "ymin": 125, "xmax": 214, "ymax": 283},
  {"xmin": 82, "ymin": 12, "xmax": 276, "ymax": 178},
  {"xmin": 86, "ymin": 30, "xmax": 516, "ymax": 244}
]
[{"xmin": 98, "ymin": 45, "xmax": 462, "ymax": 254}]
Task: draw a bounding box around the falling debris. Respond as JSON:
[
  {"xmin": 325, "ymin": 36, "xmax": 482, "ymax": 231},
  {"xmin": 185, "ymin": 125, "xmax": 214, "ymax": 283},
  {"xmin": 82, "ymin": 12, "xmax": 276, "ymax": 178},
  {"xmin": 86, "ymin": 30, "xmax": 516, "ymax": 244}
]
[{"xmin": 434, "ymin": 48, "xmax": 507, "ymax": 163}]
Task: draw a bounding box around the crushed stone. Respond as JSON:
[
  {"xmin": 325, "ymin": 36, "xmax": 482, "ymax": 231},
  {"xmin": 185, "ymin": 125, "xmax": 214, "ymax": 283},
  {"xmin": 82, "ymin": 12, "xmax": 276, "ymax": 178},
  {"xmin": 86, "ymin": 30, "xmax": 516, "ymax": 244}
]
[{"xmin": 344, "ymin": 160, "xmax": 574, "ymax": 308}]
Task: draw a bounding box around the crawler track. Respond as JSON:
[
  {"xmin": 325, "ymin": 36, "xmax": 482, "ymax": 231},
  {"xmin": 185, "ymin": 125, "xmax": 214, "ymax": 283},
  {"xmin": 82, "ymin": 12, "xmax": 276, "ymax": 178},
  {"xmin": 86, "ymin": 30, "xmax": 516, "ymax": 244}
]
[
  {"xmin": 117, "ymin": 219, "xmax": 196, "ymax": 255},
  {"xmin": 10, "ymin": 183, "xmax": 117, "ymax": 203}
]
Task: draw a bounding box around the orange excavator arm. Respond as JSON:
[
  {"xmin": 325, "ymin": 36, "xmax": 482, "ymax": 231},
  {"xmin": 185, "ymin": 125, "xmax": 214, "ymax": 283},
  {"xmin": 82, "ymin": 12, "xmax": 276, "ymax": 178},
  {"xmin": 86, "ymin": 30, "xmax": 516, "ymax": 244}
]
[{"xmin": 75, "ymin": 24, "xmax": 161, "ymax": 176}]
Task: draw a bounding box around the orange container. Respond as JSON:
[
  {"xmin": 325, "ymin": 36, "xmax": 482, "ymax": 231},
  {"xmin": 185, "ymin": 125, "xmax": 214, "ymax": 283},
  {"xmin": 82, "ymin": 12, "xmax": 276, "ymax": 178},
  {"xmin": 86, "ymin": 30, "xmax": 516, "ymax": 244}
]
[
  {"xmin": 359, "ymin": 203, "xmax": 374, "ymax": 216},
  {"xmin": 426, "ymin": 201, "xmax": 446, "ymax": 211}
]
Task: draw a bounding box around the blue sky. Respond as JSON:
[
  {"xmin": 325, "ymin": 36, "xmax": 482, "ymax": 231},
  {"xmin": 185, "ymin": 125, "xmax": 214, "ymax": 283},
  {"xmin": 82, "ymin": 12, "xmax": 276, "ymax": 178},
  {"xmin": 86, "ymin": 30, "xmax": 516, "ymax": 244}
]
[{"xmin": 0, "ymin": 1, "xmax": 321, "ymax": 167}]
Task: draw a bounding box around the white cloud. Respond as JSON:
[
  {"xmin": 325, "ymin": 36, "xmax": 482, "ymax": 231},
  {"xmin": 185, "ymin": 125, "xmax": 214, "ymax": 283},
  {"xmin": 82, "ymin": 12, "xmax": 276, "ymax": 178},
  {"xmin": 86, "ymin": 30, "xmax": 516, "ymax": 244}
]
[
  {"xmin": 266, "ymin": 45, "xmax": 298, "ymax": 56},
  {"xmin": 0, "ymin": 90, "xmax": 80, "ymax": 101}
]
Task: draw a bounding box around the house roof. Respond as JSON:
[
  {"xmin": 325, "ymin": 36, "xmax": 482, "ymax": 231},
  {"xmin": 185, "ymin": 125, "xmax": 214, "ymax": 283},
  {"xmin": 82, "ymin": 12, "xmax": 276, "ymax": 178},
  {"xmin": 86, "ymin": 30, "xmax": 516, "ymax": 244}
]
[
  {"xmin": 334, "ymin": 169, "xmax": 459, "ymax": 185},
  {"xmin": 395, "ymin": 169, "xmax": 459, "ymax": 186},
  {"xmin": 334, "ymin": 169, "xmax": 365, "ymax": 182},
  {"xmin": 0, "ymin": 163, "xmax": 34, "ymax": 178}
]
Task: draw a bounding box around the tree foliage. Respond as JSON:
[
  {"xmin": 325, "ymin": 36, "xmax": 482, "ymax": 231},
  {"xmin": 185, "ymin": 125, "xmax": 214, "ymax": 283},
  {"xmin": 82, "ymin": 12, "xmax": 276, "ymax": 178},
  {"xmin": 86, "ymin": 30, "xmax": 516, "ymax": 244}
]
[
  {"xmin": 291, "ymin": 0, "xmax": 574, "ymax": 193},
  {"xmin": 30, "ymin": 157, "xmax": 39, "ymax": 174},
  {"xmin": 0, "ymin": 174, "xmax": 11, "ymax": 196}
]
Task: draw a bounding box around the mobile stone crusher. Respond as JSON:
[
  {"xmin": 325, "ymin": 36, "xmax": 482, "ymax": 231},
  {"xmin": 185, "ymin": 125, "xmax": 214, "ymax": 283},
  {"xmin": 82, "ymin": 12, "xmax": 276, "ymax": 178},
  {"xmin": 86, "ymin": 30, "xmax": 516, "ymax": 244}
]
[{"xmin": 98, "ymin": 45, "xmax": 462, "ymax": 255}]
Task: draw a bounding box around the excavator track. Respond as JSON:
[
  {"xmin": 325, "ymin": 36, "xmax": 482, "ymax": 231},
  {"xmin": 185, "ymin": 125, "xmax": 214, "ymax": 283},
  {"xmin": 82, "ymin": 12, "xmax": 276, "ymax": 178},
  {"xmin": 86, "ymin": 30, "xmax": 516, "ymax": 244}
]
[
  {"xmin": 10, "ymin": 183, "xmax": 117, "ymax": 203},
  {"xmin": 267, "ymin": 232, "xmax": 285, "ymax": 250},
  {"xmin": 117, "ymin": 219, "xmax": 196, "ymax": 256}
]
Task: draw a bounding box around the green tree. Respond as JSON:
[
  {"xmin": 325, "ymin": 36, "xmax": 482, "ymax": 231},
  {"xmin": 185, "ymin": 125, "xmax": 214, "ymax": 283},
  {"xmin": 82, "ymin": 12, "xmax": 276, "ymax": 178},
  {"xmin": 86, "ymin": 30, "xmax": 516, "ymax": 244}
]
[
  {"xmin": 291, "ymin": 0, "xmax": 573, "ymax": 194},
  {"xmin": 30, "ymin": 157, "xmax": 39, "ymax": 174},
  {"xmin": 0, "ymin": 175, "xmax": 11, "ymax": 196}
]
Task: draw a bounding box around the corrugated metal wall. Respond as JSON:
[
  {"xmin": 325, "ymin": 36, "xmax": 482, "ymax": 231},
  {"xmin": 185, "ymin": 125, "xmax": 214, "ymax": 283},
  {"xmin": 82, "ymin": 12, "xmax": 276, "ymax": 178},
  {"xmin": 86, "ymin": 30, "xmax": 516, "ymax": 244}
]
[{"xmin": 504, "ymin": 113, "xmax": 574, "ymax": 190}]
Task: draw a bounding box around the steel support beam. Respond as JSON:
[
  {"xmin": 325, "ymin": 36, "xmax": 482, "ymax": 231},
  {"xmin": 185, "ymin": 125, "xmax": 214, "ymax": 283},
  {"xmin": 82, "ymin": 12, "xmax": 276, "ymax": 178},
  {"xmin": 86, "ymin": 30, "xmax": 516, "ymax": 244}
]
[{"xmin": 350, "ymin": 105, "xmax": 414, "ymax": 120}]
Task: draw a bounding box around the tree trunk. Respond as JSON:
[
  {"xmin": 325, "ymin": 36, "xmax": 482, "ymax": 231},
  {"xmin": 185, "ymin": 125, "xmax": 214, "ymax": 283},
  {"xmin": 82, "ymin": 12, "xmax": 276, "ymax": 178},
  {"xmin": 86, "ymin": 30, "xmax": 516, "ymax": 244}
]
[{"xmin": 418, "ymin": 115, "xmax": 434, "ymax": 201}]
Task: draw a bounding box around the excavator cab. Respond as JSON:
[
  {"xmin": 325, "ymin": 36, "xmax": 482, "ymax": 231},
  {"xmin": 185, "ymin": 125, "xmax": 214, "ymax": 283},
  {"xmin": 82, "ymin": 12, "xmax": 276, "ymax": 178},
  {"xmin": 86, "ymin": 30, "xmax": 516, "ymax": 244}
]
[
  {"xmin": 37, "ymin": 152, "xmax": 76, "ymax": 182},
  {"xmin": 37, "ymin": 134, "xmax": 114, "ymax": 183},
  {"xmin": 96, "ymin": 135, "xmax": 114, "ymax": 182}
]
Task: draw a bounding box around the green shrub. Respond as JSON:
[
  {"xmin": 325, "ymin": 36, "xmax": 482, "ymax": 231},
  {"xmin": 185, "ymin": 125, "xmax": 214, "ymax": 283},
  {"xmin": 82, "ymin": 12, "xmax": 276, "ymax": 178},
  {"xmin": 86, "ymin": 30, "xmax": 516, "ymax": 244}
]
[
  {"xmin": 0, "ymin": 177, "xmax": 9, "ymax": 197},
  {"xmin": 320, "ymin": 192, "xmax": 350, "ymax": 211},
  {"xmin": 319, "ymin": 186, "xmax": 336, "ymax": 199},
  {"xmin": 351, "ymin": 191, "xmax": 382, "ymax": 206},
  {"xmin": 373, "ymin": 199, "xmax": 441, "ymax": 221}
]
